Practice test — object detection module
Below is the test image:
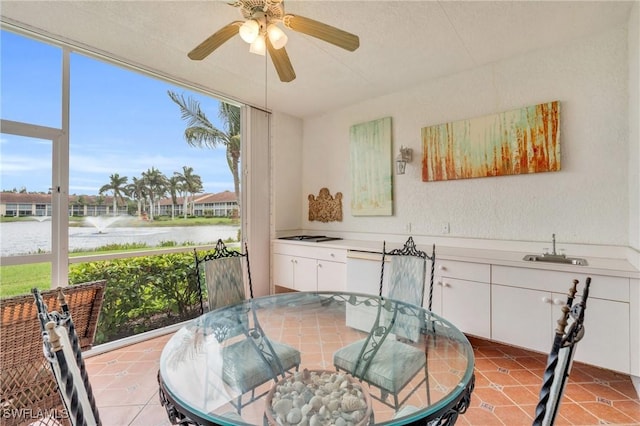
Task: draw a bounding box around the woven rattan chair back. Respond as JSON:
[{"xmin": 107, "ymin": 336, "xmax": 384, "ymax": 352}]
[{"xmin": 0, "ymin": 281, "xmax": 106, "ymax": 426}]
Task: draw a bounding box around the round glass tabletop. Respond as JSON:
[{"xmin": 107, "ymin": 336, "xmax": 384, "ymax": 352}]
[{"xmin": 159, "ymin": 291, "xmax": 475, "ymax": 425}]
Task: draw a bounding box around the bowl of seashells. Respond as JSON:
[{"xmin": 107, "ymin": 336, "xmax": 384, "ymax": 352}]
[{"xmin": 265, "ymin": 369, "xmax": 372, "ymax": 426}]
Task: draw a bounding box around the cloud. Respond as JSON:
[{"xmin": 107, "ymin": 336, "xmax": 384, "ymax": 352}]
[{"xmin": 0, "ymin": 154, "xmax": 50, "ymax": 174}]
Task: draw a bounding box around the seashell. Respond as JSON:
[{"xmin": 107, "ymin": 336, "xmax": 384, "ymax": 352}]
[
  {"xmin": 341, "ymin": 395, "xmax": 365, "ymax": 412},
  {"xmin": 301, "ymin": 403, "xmax": 312, "ymax": 417},
  {"xmin": 309, "ymin": 414, "xmax": 321, "ymax": 426},
  {"xmin": 309, "ymin": 395, "xmax": 323, "ymax": 410},
  {"xmin": 335, "ymin": 417, "xmax": 347, "ymax": 426},
  {"xmin": 318, "ymin": 405, "xmax": 327, "ymax": 417},
  {"xmin": 293, "ymin": 381, "xmax": 306, "ymax": 393},
  {"xmin": 324, "ymin": 382, "xmax": 338, "ymax": 393},
  {"xmin": 286, "ymin": 407, "xmax": 302, "ymax": 424},
  {"xmin": 273, "ymin": 399, "xmax": 293, "ymax": 417},
  {"xmin": 322, "ymin": 396, "xmax": 330, "ymax": 406},
  {"xmin": 302, "ymin": 389, "xmax": 314, "ymax": 403},
  {"xmin": 350, "ymin": 410, "xmax": 363, "ymax": 423},
  {"xmin": 298, "ymin": 417, "xmax": 309, "ymax": 426},
  {"xmin": 293, "ymin": 396, "xmax": 305, "ymax": 408},
  {"xmin": 327, "ymin": 399, "xmax": 340, "ymax": 412}
]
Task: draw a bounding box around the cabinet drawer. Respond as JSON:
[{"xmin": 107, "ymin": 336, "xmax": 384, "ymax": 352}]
[
  {"xmin": 492, "ymin": 266, "xmax": 629, "ymax": 302},
  {"xmin": 436, "ymin": 259, "xmax": 490, "ymax": 283},
  {"xmin": 273, "ymin": 242, "xmax": 347, "ymax": 262}
]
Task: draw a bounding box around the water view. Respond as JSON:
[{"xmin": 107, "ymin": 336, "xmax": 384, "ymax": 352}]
[{"xmin": 0, "ymin": 219, "xmax": 239, "ymax": 256}]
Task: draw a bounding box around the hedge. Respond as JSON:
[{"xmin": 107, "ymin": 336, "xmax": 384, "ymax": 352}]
[{"xmin": 69, "ymin": 252, "xmax": 203, "ymax": 344}]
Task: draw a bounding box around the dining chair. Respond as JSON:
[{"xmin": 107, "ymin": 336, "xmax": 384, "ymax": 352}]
[
  {"xmin": 532, "ymin": 277, "xmax": 591, "ymax": 426},
  {"xmin": 333, "ymin": 237, "xmax": 436, "ymax": 411},
  {"xmin": 32, "ymin": 285, "xmax": 104, "ymax": 426},
  {"xmin": 178, "ymin": 239, "xmax": 300, "ymax": 415},
  {"xmin": 1, "ymin": 281, "xmax": 105, "ymax": 426}
]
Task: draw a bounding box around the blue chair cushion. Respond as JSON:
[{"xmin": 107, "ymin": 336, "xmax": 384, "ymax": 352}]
[
  {"xmin": 222, "ymin": 339, "xmax": 300, "ymax": 393},
  {"xmin": 333, "ymin": 338, "xmax": 425, "ymax": 393}
]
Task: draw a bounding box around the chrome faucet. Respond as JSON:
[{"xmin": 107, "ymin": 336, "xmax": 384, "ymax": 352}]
[{"xmin": 544, "ymin": 233, "xmax": 564, "ymax": 258}]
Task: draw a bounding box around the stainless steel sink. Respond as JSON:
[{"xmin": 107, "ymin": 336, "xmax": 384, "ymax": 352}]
[{"xmin": 522, "ymin": 254, "xmax": 588, "ymax": 266}]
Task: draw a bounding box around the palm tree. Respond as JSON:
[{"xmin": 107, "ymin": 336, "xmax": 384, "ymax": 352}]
[
  {"xmin": 142, "ymin": 167, "xmax": 167, "ymax": 221},
  {"xmin": 167, "ymin": 91, "xmax": 241, "ymax": 210},
  {"xmin": 175, "ymin": 166, "xmax": 203, "ymax": 218},
  {"xmin": 126, "ymin": 176, "xmax": 147, "ymax": 219},
  {"xmin": 99, "ymin": 173, "xmax": 128, "ymax": 216},
  {"xmin": 167, "ymin": 175, "xmax": 182, "ymax": 220}
]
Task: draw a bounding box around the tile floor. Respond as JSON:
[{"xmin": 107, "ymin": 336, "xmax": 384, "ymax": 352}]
[{"xmin": 84, "ymin": 332, "xmax": 640, "ymax": 426}]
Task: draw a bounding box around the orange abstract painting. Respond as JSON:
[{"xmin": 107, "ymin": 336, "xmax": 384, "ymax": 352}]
[{"xmin": 422, "ymin": 101, "xmax": 560, "ymax": 182}]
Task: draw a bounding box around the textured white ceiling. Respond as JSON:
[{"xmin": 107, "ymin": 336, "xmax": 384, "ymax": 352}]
[{"xmin": 1, "ymin": 1, "xmax": 634, "ymax": 118}]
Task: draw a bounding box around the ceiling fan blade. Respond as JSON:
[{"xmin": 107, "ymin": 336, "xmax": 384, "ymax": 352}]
[
  {"xmin": 188, "ymin": 21, "xmax": 243, "ymax": 60},
  {"xmin": 283, "ymin": 14, "xmax": 359, "ymax": 52},
  {"xmin": 267, "ymin": 39, "xmax": 296, "ymax": 82}
]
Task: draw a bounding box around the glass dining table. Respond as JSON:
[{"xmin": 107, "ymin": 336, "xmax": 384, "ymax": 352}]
[{"xmin": 158, "ymin": 291, "xmax": 475, "ymax": 425}]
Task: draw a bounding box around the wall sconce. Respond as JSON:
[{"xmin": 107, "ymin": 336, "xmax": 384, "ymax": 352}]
[{"xmin": 395, "ymin": 145, "xmax": 413, "ymax": 175}]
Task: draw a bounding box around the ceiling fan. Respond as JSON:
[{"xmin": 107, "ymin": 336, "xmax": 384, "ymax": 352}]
[{"xmin": 188, "ymin": 0, "xmax": 360, "ymax": 82}]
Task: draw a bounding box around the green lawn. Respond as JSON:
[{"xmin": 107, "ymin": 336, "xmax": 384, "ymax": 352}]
[{"xmin": 0, "ymin": 262, "xmax": 51, "ymax": 296}]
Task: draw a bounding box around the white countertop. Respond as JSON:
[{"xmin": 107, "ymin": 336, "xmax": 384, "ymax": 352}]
[{"xmin": 273, "ymin": 238, "xmax": 639, "ymax": 279}]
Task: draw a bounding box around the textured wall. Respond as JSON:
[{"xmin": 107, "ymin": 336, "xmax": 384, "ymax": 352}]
[
  {"xmin": 294, "ymin": 27, "xmax": 630, "ymax": 248},
  {"xmin": 629, "ymin": 3, "xmax": 640, "ymax": 255}
]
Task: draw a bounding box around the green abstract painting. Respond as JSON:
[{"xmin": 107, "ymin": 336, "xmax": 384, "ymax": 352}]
[
  {"xmin": 422, "ymin": 101, "xmax": 560, "ymax": 182},
  {"xmin": 350, "ymin": 117, "xmax": 393, "ymax": 216}
]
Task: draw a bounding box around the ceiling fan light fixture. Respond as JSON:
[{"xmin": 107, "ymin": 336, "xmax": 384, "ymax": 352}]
[
  {"xmin": 249, "ymin": 34, "xmax": 266, "ymax": 55},
  {"xmin": 267, "ymin": 24, "xmax": 288, "ymax": 49},
  {"xmin": 239, "ymin": 19, "xmax": 260, "ymax": 43}
]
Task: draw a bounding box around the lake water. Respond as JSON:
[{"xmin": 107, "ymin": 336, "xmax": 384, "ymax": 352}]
[{"xmin": 0, "ymin": 221, "xmax": 240, "ymax": 257}]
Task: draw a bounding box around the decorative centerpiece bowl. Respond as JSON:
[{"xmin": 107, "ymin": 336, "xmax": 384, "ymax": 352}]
[{"xmin": 265, "ymin": 369, "xmax": 372, "ymax": 426}]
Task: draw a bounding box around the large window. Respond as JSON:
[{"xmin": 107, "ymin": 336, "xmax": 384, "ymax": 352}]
[{"xmin": 1, "ymin": 29, "xmax": 242, "ymax": 299}]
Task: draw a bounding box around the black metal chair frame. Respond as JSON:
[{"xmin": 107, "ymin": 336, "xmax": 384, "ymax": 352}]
[
  {"xmin": 33, "ymin": 287, "xmax": 102, "ymax": 426},
  {"xmin": 194, "ymin": 239, "xmax": 254, "ymax": 316},
  {"xmin": 159, "ymin": 239, "xmax": 300, "ymax": 423},
  {"xmin": 336, "ymin": 237, "xmax": 436, "ymax": 411},
  {"xmin": 532, "ymin": 277, "xmax": 592, "ymax": 426},
  {"xmin": 379, "ymin": 237, "xmax": 436, "ymax": 310}
]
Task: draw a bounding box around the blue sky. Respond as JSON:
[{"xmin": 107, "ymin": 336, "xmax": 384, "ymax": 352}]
[{"xmin": 1, "ymin": 30, "xmax": 234, "ymax": 195}]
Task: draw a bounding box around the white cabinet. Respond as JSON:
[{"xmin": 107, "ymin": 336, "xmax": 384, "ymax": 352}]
[
  {"xmin": 273, "ymin": 254, "xmax": 318, "ymax": 291},
  {"xmin": 272, "ymin": 242, "xmax": 346, "ymax": 292},
  {"xmin": 317, "ymin": 259, "xmax": 346, "ymax": 291},
  {"xmin": 491, "ymin": 266, "xmax": 631, "ymax": 373},
  {"xmin": 492, "ymin": 284, "xmax": 554, "ymax": 353},
  {"xmin": 432, "ymin": 260, "xmax": 491, "ymax": 339}
]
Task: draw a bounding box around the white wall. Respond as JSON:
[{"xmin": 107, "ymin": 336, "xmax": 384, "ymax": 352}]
[
  {"xmin": 272, "ymin": 112, "xmax": 303, "ymax": 233},
  {"xmin": 284, "ymin": 26, "xmax": 631, "ymax": 252},
  {"xmin": 629, "ymin": 2, "xmax": 640, "ymax": 264}
]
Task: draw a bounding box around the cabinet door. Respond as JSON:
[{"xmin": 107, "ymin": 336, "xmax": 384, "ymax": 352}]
[
  {"xmin": 293, "ymin": 257, "xmax": 318, "ymax": 291},
  {"xmin": 492, "ymin": 285, "xmax": 552, "ymax": 353},
  {"xmin": 551, "ymin": 293, "xmax": 630, "ymax": 373},
  {"xmin": 273, "ymin": 253, "xmax": 295, "ymax": 290},
  {"xmin": 317, "ymin": 260, "xmax": 346, "ymax": 291},
  {"xmin": 441, "ymin": 278, "xmax": 490, "ymax": 339}
]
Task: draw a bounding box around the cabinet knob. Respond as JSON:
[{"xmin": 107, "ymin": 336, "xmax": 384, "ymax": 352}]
[
  {"xmin": 541, "ymin": 297, "xmax": 551, "ymax": 304},
  {"xmin": 318, "ymin": 263, "xmax": 323, "ymax": 268},
  {"xmin": 437, "ymin": 281, "xmax": 443, "ymax": 286},
  {"xmin": 443, "ymin": 282, "xmax": 451, "ymax": 288},
  {"xmin": 553, "ymin": 298, "xmax": 564, "ymax": 306},
  {"xmin": 438, "ymin": 265, "xmax": 446, "ymax": 271},
  {"xmin": 330, "ymin": 253, "xmax": 335, "ymax": 257}
]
